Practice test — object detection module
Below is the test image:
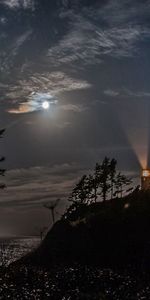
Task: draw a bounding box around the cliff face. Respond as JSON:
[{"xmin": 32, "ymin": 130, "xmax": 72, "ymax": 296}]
[
  {"xmin": 17, "ymin": 190, "xmax": 150, "ymax": 269},
  {"xmin": 30, "ymin": 219, "xmax": 94, "ymax": 266}
]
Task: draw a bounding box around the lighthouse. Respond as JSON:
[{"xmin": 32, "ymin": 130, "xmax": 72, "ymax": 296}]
[{"xmin": 141, "ymin": 169, "xmax": 150, "ymax": 190}]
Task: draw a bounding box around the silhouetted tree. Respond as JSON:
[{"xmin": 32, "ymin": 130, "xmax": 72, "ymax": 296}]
[
  {"xmin": 69, "ymin": 175, "xmax": 91, "ymax": 204},
  {"xmin": 63, "ymin": 201, "xmax": 85, "ymax": 221},
  {"xmin": 40, "ymin": 226, "xmax": 48, "ymax": 241},
  {"xmin": 109, "ymin": 158, "xmax": 117, "ymax": 199},
  {"xmin": 64, "ymin": 175, "xmax": 92, "ymax": 220},
  {"xmin": 114, "ymin": 172, "xmax": 132, "ymax": 198},
  {"xmin": 99, "ymin": 157, "xmax": 111, "ymax": 202},
  {"xmin": 86, "ymin": 174, "xmax": 94, "ymax": 204},
  {"xmin": 0, "ymin": 129, "xmax": 6, "ymax": 190},
  {"xmin": 92, "ymin": 163, "xmax": 101, "ymax": 202},
  {"xmin": 64, "ymin": 157, "xmax": 133, "ymax": 221},
  {"xmin": 44, "ymin": 199, "xmax": 60, "ymax": 224}
]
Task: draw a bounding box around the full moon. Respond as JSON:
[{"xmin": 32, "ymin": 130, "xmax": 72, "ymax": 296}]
[{"xmin": 42, "ymin": 101, "xmax": 49, "ymax": 110}]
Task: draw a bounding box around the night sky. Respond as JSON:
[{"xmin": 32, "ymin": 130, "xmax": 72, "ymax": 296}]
[{"xmin": 0, "ymin": 0, "xmax": 150, "ymax": 236}]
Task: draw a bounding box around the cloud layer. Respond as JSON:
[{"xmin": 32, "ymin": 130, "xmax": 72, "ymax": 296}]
[
  {"xmin": 5, "ymin": 71, "xmax": 91, "ymax": 113},
  {"xmin": 0, "ymin": 163, "xmax": 85, "ymax": 208},
  {"xmin": 0, "ymin": 0, "xmax": 150, "ymax": 235},
  {"xmin": 1, "ymin": 0, "xmax": 150, "ymax": 113}
]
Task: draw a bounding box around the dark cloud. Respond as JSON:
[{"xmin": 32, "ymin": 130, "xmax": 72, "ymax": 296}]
[
  {"xmin": 0, "ymin": 163, "xmax": 83, "ymax": 207},
  {"xmin": 0, "ymin": 162, "xmax": 86, "ymax": 234}
]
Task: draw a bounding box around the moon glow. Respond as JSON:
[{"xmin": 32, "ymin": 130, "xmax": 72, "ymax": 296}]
[{"xmin": 42, "ymin": 101, "xmax": 50, "ymax": 110}]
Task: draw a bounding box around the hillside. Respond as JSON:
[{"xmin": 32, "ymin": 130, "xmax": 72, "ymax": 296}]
[{"xmin": 15, "ymin": 189, "xmax": 150, "ymax": 270}]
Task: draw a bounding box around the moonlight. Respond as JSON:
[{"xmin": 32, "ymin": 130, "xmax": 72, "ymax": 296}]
[{"xmin": 42, "ymin": 101, "xmax": 50, "ymax": 110}]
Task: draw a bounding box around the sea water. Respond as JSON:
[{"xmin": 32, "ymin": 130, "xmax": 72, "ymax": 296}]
[
  {"xmin": 0, "ymin": 237, "xmax": 40, "ymax": 266},
  {"xmin": 0, "ymin": 238, "xmax": 150, "ymax": 299}
]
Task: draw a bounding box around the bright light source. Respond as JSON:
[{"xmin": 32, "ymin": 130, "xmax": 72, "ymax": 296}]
[
  {"xmin": 42, "ymin": 101, "xmax": 49, "ymax": 110},
  {"xmin": 124, "ymin": 203, "xmax": 130, "ymax": 209},
  {"xmin": 142, "ymin": 169, "xmax": 150, "ymax": 177}
]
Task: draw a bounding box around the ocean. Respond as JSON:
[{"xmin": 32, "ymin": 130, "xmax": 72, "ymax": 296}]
[
  {"xmin": 0, "ymin": 238, "xmax": 150, "ymax": 299},
  {"xmin": 0, "ymin": 237, "xmax": 40, "ymax": 266}
]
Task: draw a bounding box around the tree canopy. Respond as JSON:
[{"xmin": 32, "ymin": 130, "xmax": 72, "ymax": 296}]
[{"xmin": 64, "ymin": 157, "xmax": 132, "ymax": 220}]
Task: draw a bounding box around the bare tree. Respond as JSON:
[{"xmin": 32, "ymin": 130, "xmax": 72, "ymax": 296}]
[
  {"xmin": 40, "ymin": 226, "xmax": 48, "ymax": 241},
  {"xmin": 44, "ymin": 198, "xmax": 60, "ymax": 224}
]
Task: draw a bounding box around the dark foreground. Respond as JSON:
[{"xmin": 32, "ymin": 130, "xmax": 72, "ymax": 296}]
[
  {"xmin": 0, "ymin": 264, "xmax": 150, "ymax": 300},
  {"xmin": 1, "ymin": 190, "xmax": 150, "ymax": 299}
]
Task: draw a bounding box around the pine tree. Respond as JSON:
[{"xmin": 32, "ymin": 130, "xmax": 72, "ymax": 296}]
[
  {"xmin": 109, "ymin": 158, "xmax": 117, "ymax": 199},
  {"xmin": 114, "ymin": 172, "xmax": 131, "ymax": 198},
  {"xmin": 70, "ymin": 175, "xmax": 89, "ymax": 204},
  {"xmin": 64, "ymin": 175, "xmax": 92, "ymax": 220},
  {"xmin": 92, "ymin": 163, "xmax": 101, "ymax": 202},
  {"xmin": 99, "ymin": 157, "xmax": 111, "ymax": 202},
  {"xmin": 86, "ymin": 174, "xmax": 94, "ymax": 204}
]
